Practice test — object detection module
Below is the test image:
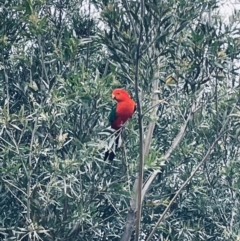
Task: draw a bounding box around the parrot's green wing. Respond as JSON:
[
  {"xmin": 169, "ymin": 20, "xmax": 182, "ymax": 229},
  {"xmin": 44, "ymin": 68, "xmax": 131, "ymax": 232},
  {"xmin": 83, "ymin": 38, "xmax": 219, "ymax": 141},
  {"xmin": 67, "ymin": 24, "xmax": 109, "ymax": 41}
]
[
  {"xmin": 108, "ymin": 104, "xmax": 117, "ymax": 123},
  {"xmin": 104, "ymin": 104, "xmax": 118, "ymax": 161}
]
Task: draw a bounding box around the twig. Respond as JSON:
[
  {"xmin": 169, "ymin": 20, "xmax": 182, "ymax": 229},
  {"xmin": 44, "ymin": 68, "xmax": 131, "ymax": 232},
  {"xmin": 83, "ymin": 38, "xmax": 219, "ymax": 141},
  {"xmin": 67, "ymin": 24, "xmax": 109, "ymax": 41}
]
[
  {"xmin": 105, "ymin": 194, "xmax": 125, "ymax": 221},
  {"xmin": 143, "ymin": 78, "xmax": 159, "ymax": 158},
  {"xmin": 5, "ymin": 129, "xmax": 20, "ymax": 154},
  {"xmin": 2, "ymin": 178, "xmax": 28, "ymax": 197},
  {"xmin": 37, "ymin": 35, "xmax": 49, "ymax": 84},
  {"xmin": 103, "ymin": 59, "xmax": 109, "ymax": 77},
  {"xmin": 27, "ymin": 116, "xmax": 38, "ymax": 224},
  {"xmin": 86, "ymin": 0, "xmax": 91, "ymax": 70},
  {"xmin": 134, "ymin": 0, "xmax": 145, "ymax": 239},
  {"xmin": 3, "ymin": 65, "xmax": 10, "ymax": 114},
  {"xmin": 142, "ymin": 99, "xmax": 168, "ymax": 118}
]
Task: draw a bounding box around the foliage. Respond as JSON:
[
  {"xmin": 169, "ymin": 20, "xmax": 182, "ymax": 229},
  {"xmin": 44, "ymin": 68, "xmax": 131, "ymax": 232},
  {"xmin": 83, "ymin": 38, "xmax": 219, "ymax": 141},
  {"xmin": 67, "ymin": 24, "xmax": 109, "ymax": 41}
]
[{"xmin": 0, "ymin": 0, "xmax": 240, "ymax": 240}]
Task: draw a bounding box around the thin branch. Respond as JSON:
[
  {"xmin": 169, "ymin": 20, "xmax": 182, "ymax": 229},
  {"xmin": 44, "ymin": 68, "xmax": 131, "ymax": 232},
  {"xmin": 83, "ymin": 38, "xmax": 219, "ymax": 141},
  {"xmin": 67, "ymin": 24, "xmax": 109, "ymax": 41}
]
[
  {"xmin": 105, "ymin": 195, "xmax": 125, "ymax": 221},
  {"xmin": 86, "ymin": 0, "xmax": 91, "ymax": 70},
  {"xmin": 142, "ymin": 99, "xmax": 168, "ymax": 118},
  {"xmin": 3, "ymin": 65, "xmax": 10, "ymax": 115},
  {"xmin": 103, "ymin": 59, "xmax": 109, "ymax": 77},
  {"xmin": 0, "ymin": 136, "xmax": 17, "ymax": 152},
  {"xmin": 8, "ymin": 186, "xmax": 27, "ymax": 209},
  {"xmin": 135, "ymin": 0, "xmax": 145, "ymax": 239},
  {"xmin": 37, "ymin": 35, "xmax": 50, "ymax": 85},
  {"xmin": 5, "ymin": 129, "xmax": 20, "ymax": 154},
  {"xmin": 143, "ymin": 79, "xmax": 159, "ymax": 158},
  {"xmin": 2, "ymin": 178, "xmax": 28, "ymax": 197},
  {"xmin": 27, "ymin": 116, "xmax": 38, "ymax": 225}
]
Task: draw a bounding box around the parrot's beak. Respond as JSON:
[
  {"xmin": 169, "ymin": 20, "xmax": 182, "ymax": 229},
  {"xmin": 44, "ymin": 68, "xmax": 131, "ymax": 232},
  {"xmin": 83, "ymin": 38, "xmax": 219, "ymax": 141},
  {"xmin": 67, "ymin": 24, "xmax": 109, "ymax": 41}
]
[{"xmin": 112, "ymin": 94, "xmax": 116, "ymax": 99}]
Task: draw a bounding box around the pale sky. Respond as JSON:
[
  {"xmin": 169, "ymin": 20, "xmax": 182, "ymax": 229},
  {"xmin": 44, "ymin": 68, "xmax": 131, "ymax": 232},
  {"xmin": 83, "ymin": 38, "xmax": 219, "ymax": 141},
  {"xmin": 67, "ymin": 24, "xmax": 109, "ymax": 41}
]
[{"xmin": 219, "ymin": 0, "xmax": 240, "ymax": 16}]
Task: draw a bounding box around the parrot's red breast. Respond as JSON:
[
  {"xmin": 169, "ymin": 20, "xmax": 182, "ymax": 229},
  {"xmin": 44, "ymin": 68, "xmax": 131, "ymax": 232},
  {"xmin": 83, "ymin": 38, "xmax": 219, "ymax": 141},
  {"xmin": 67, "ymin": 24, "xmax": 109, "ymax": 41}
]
[{"xmin": 110, "ymin": 88, "xmax": 136, "ymax": 129}]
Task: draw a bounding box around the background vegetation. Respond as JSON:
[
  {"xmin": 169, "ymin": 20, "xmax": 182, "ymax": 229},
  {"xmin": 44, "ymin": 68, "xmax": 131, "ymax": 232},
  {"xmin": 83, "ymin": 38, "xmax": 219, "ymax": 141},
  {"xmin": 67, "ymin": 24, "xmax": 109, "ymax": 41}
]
[{"xmin": 0, "ymin": 0, "xmax": 240, "ymax": 240}]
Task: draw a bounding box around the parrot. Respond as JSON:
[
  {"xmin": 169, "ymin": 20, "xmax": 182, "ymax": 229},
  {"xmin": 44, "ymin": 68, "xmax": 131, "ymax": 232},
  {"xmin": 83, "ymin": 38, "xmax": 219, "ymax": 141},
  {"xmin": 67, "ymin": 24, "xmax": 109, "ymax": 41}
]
[{"xmin": 104, "ymin": 88, "xmax": 136, "ymax": 161}]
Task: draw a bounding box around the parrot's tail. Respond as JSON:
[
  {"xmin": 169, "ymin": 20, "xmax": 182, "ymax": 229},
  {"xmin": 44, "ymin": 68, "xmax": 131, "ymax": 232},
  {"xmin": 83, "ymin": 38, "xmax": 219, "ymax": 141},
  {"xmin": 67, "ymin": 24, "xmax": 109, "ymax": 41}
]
[{"xmin": 104, "ymin": 128, "xmax": 122, "ymax": 161}]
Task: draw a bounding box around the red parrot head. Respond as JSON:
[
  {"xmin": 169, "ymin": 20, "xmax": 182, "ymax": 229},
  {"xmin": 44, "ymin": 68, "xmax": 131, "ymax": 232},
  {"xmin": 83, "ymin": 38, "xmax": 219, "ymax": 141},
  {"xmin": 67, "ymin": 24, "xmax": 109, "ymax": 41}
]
[{"xmin": 112, "ymin": 88, "xmax": 131, "ymax": 102}]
